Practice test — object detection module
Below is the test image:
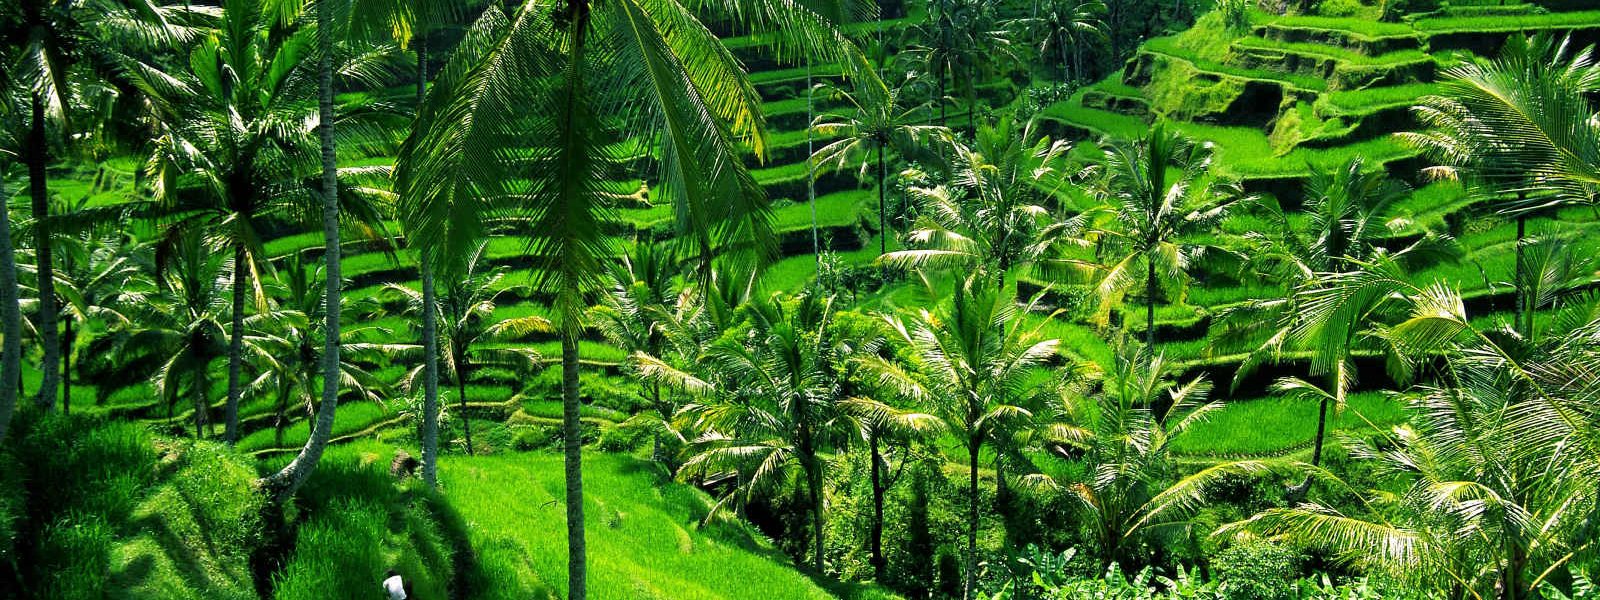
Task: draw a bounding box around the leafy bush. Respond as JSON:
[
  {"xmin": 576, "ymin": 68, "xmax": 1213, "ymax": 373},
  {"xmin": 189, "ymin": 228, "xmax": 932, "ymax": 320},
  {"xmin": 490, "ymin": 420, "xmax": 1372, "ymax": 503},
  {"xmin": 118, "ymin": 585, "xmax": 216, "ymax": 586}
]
[
  {"xmin": 1215, "ymin": 541, "xmax": 1300, "ymax": 600},
  {"xmin": 1218, "ymin": 0, "xmax": 1255, "ymax": 32}
]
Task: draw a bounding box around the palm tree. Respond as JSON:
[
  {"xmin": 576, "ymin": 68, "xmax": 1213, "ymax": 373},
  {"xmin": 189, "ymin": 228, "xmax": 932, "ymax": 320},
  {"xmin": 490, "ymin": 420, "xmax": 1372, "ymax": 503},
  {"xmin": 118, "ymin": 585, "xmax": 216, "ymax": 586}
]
[
  {"xmin": 0, "ymin": 0, "xmax": 196, "ymax": 411},
  {"xmin": 1025, "ymin": 346, "xmax": 1273, "ymax": 570},
  {"xmin": 591, "ymin": 241, "xmax": 693, "ymax": 469},
  {"xmin": 908, "ymin": 0, "xmax": 1013, "ymax": 132},
  {"xmin": 133, "ymin": 230, "xmax": 231, "ymax": 437},
  {"xmin": 247, "ymin": 253, "xmax": 403, "ymax": 447},
  {"xmin": 1070, "ymin": 123, "xmax": 1249, "ymax": 350},
  {"xmin": 399, "ymin": 3, "xmax": 869, "ymax": 595},
  {"xmin": 1223, "ymin": 280, "xmax": 1600, "ymax": 600},
  {"xmin": 813, "ymin": 74, "xmax": 950, "ymax": 255},
  {"xmin": 1400, "ymin": 33, "xmax": 1600, "ymax": 341},
  {"xmin": 1017, "ymin": 0, "xmax": 1106, "ymax": 82},
  {"xmin": 48, "ymin": 229, "xmax": 148, "ymax": 414},
  {"xmin": 879, "ymin": 115, "xmax": 1080, "ymax": 287},
  {"xmin": 862, "ymin": 276, "xmax": 1057, "ymax": 600},
  {"xmin": 840, "ymin": 332, "xmax": 944, "ymax": 581},
  {"xmin": 1214, "ymin": 157, "xmax": 1455, "ymax": 469},
  {"xmin": 131, "ymin": 0, "xmax": 398, "ymax": 445},
  {"xmin": 662, "ymin": 291, "xmax": 850, "ymax": 573},
  {"xmin": 0, "ymin": 167, "xmax": 21, "ymax": 443},
  {"xmin": 388, "ymin": 242, "xmax": 546, "ymax": 456}
]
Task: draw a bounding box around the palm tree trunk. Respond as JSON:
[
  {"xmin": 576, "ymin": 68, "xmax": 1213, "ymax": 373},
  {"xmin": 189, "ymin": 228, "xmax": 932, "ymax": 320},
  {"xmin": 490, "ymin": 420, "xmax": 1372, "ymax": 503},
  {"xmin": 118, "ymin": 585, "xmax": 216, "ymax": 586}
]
[
  {"xmin": 806, "ymin": 61, "xmax": 820, "ymax": 263},
  {"xmin": 1514, "ymin": 213, "xmax": 1528, "ymax": 340},
  {"xmin": 457, "ymin": 358, "xmax": 473, "ymax": 456},
  {"xmin": 878, "ymin": 146, "xmax": 888, "ymax": 255},
  {"xmin": 561, "ymin": 333, "xmax": 588, "ymax": 600},
  {"xmin": 61, "ymin": 317, "xmax": 73, "ymax": 414},
  {"xmin": 0, "ymin": 176, "xmax": 23, "ymax": 443},
  {"xmin": 194, "ymin": 361, "xmax": 208, "ymax": 439},
  {"xmin": 809, "ymin": 455, "xmax": 826, "ymax": 573},
  {"xmin": 225, "ymin": 244, "xmax": 246, "ymax": 443},
  {"xmin": 420, "ymin": 261, "xmax": 441, "ymax": 486},
  {"xmin": 965, "ymin": 437, "xmax": 980, "ymax": 600},
  {"xmin": 1310, "ymin": 396, "xmax": 1330, "ymax": 468},
  {"xmin": 1145, "ymin": 255, "xmax": 1157, "ymax": 350},
  {"xmin": 869, "ymin": 430, "xmax": 886, "ymax": 580},
  {"xmin": 1310, "ymin": 364, "xmax": 1341, "ymax": 468},
  {"xmin": 28, "ymin": 94, "xmax": 60, "ymax": 412},
  {"xmin": 260, "ymin": 0, "xmax": 342, "ymax": 502},
  {"xmin": 275, "ymin": 384, "xmax": 289, "ymax": 447}
]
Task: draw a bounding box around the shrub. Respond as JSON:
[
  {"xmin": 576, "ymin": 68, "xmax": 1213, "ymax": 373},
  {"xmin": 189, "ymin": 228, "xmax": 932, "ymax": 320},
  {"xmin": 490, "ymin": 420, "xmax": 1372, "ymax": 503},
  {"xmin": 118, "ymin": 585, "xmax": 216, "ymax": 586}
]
[{"xmin": 1215, "ymin": 541, "xmax": 1300, "ymax": 600}]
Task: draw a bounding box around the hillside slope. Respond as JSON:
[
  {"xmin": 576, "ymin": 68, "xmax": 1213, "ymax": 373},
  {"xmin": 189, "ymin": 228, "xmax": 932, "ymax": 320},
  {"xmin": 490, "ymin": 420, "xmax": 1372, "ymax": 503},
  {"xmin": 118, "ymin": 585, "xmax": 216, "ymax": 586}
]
[{"xmin": 441, "ymin": 452, "xmax": 899, "ymax": 600}]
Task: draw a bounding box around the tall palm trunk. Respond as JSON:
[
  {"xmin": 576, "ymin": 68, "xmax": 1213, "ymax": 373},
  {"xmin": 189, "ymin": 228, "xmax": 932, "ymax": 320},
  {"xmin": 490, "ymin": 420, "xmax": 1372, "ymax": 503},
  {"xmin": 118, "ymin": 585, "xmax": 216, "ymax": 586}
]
[
  {"xmin": 456, "ymin": 354, "xmax": 473, "ymax": 455},
  {"xmin": 61, "ymin": 317, "xmax": 73, "ymax": 414},
  {"xmin": 869, "ymin": 430, "xmax": 886, "ymax": 580},
  {"xmin": 261, "ymin": 0, "xmax": 342, "ymax": 502},
  {"xmin": 561, "ymin": 334, "xmax": 587, "ymax": 600},
  {"xmin": 878, "ymin": 146, "xmax": 887, "ymax": 255},
  {"xmin": 807, "ymin": 452, "xmax": 825, "ymax": 573},
  {"xmin": 28, "ymin": 94, "xmax": 60, "ymax": 411},
  {"xmin": 1310, "ymin": 361, "xmax": 1346, "ymax": 468},
  {"xmin": 194, "ymin": 360, "xmax": 209, "ymax": 438},
  {"xmin": 225, "ymin": 244, "xmax": 246, "ymax": 443},
  {"xmin": 806, "ymin": 62, "xmax": 820, "ymax": 263},
  {"xmin": 1513, "ymin": 213, "xmax": 1528, "ymax": 340},
  {"xmin": 420, "ymin": 262, "xmax": 441, "ymax": 486},
  {"xmin": 0, "ymin": 176, "xmax": 23, "ymax": 443},
  {"xmin": 1145, "ymin": 254, "xmax": 1156, "ymax": 350},
  {"xmin": 414, "ymin": 33, "xmax": 442, "ymax": 488},
  {"xmin": 965, "ymin": 436, "xmax": 980, "ymax": 600}
]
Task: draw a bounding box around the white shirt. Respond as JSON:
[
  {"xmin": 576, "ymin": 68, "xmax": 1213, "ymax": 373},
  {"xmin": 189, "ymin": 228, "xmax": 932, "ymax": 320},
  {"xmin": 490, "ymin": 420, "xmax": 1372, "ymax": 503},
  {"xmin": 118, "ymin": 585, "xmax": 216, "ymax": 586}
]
[{"xmin": 383, "ymin": 575, "xmax": 407, "ymax": 600}]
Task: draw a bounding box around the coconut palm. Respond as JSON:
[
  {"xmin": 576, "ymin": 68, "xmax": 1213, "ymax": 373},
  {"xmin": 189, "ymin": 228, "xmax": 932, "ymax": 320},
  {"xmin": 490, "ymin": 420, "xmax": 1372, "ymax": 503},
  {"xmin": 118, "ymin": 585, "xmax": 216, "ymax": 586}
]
[
  {"xmin": 386, "ymin": 242, "xmax": 546, "ymax": 456},
  {"xmin": 1213, "ymin": 156, "xmax": 1455, "ymax": 469},
  {"xmin": 1223, "ymin": 280, "xmax": 1600, "ymax": 600},
  {"xmin": 46, "ymin": 229, "xmax": 149, "ymax": 414},
  {"xmin": 246, "ymin": 253, "xmax": 404, "ymax": 447},
  {"xmin": 0, "ymin": 0, "xmax": 198, "ymax": 411},
  {"xmin": 879, "ymin": 115, "xmax": 1081, "ymax": 287},
  {"xmin": 812, "ymin": 74, "xmax": 951, "ymax": 255},
  {"xmin": 591, "ymin": 241, "xmax": 694, "ymax": 468},
  {"xmin": 659, "ymin": 290, "xmax": 851, "ymax": 573},
  {"xmin": 129, "ymin": 0, "xmax": 399, "ymax": 445},
  {"xmin": 399, "ymin": 3, "xmax": 869, "ymax": 594},
  {"xmin": 860, "ymin": 276, "xmax": 1057, "ymax": 600},
  {"xmin": 1070, "ymin": 123, "xmax": 1249, "ymax": 350},
  {"xmin": 840, "ymin": 322, "xmax": 944, "ymax": 581},
  {"xmin": 907, "ymin": 0, "xmax": 1014, "ymax": 130},
  {"xmin": 1016, "ymin": 0, "xmax": 1106, "ymax": 82},
  {"xmin": 1025, "ymin": 346, "xmax": 1275, "ymax": 570},
  {"xmin": 0, "ymin": 168, "xmax": 21, "ymax": 443},
  {"xmin": 129, "ymin": 230, "xmax": 231, "ymax": 436},
  {"xmin": 1400, "ymin": 33, "xmax": 1600, "ymax": 340}
]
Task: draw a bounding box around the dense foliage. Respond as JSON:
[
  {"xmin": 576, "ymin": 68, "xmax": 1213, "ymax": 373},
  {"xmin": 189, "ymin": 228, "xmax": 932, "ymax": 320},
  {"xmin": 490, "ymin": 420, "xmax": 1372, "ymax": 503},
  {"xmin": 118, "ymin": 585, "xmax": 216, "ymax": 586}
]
[{"xmin": 2, "ymin": 0, "xmax": 1599, "ymax": 598}]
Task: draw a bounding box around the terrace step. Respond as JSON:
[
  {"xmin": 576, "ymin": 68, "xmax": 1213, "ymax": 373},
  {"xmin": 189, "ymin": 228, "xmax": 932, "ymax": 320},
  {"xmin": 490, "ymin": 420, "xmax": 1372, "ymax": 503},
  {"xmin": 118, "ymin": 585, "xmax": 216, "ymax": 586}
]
[
  {"xmin": 1080, "ymin": 89, "xmax": 1150, "ymax": 117},
  {"xmin": 1254, "ymin": 22, "xmax": 1424, "ymax": 56},
  {"xmin": 1228, "ymin": 42, "xmax": 1436, "ymax": 90}
]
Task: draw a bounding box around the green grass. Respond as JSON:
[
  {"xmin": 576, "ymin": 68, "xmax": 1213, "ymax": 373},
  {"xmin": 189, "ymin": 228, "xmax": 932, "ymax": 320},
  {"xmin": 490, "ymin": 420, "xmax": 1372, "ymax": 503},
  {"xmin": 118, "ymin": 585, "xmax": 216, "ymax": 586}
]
[
  {"xmin": 1233, "ymin": 36, "xmax": 1433, "ymax": 66},
  {"xmin": 1040, "ymin": 98, "xmax": 1148, "ymax": 140},
  {"xmin": 1413, "ymin": 10, "xmax": 1600, "ymax": 33},
  {"xmin": 1171, "ymin": 391, "xmax": 1407, "ymax": 457},
  {"xmin": 771, "ymin": 190, "xmax": 869, "ymax": 231},
  {"xmin": 1266, "ymin": 15, "xmax": 1418, "ymax": 38},
  {"xmin": 237, "ymin": 400, "xmax": 395, "ymax": 452},
  {"xmin": 441, "ymin": 451, "xmax": 900, "ymax": 599},
  {"xmin": 1140, "ymin": 38, "xmax": 1330, "ymax": 92},
  {"xmin": 1321, "ymin": 82, "xmax": 1440, "ymax": 113}
]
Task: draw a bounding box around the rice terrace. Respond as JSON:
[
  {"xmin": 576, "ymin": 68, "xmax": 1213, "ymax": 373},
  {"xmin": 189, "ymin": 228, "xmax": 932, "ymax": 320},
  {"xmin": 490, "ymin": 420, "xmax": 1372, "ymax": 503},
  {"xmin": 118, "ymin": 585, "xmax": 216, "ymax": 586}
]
[{"xmin": 2, "ymin": 0, "xmax": 1599, "ymax": 597}]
